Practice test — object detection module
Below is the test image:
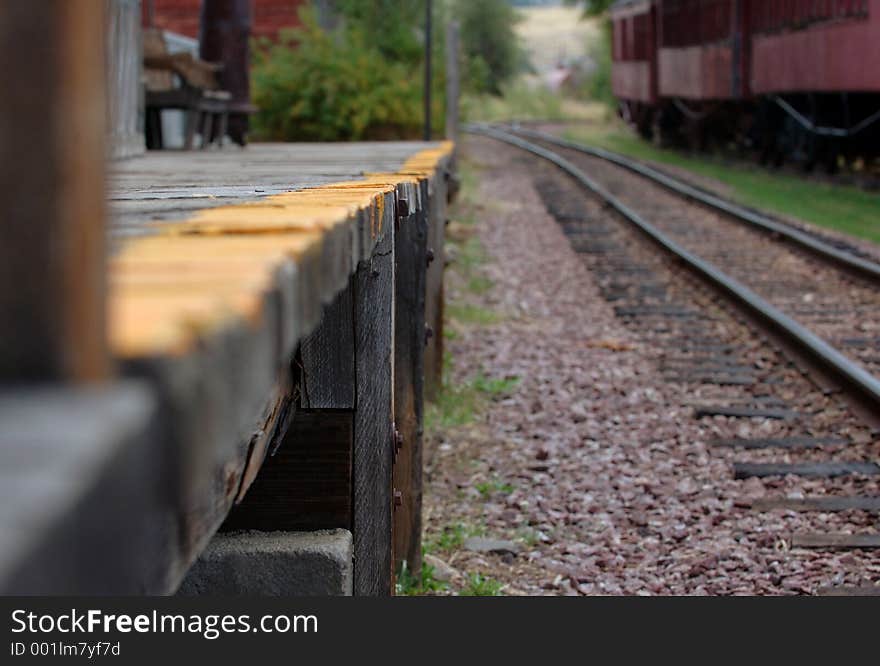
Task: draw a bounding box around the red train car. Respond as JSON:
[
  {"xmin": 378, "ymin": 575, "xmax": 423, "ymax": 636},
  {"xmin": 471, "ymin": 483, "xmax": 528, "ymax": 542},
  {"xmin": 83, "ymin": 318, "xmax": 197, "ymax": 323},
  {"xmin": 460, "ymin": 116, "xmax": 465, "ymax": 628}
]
[
  {"xmin": 611, "ymin": 0, "xmax": 658, "ymax": 136},
  {"xmin": 657, "ymin": 0, "xmax": 747, "ymax": 101},
  {"xmin": 750, "ymin": 0, "xmax": 880, "ymax": 170},
  {"xmin": 610, "ymin": 0, "xmax": 880, "ymax": 170}
]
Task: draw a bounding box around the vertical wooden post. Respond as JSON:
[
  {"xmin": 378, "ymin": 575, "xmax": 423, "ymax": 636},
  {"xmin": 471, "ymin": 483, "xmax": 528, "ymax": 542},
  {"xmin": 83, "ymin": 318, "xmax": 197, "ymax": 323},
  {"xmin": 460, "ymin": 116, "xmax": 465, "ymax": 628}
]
[
  {"xmin": 445, "ymin": 21, "xmax": 460, "ymax": 141},
  {"xmin": 352, "ymin": 224, "xmax": 396, "ymax": 595},
  {"xmin": 423, "ymin": 173, "xmax": 448, "ymax": 401},
  {"xmin": 392, "ymin": 183, "xmax": 428, "ymax": 578},
  {"xmin": 0, "ymin": 1, "xmax": 109, "ymax": 382},
  {"xmin": 199, "ymin": 0, "xmax": 252, "ymax": 145}
]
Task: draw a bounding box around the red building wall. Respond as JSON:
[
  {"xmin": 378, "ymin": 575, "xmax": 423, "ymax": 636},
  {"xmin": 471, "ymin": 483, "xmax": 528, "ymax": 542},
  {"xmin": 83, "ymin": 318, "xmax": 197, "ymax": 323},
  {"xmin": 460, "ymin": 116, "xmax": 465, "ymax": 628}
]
[
  {"xmin": 252, "ymin": 0, "xmax": 308, "ymax": 40},
  {"xmin": 142, "ymin": 0, "xmax": 306, "ymax": 41}
]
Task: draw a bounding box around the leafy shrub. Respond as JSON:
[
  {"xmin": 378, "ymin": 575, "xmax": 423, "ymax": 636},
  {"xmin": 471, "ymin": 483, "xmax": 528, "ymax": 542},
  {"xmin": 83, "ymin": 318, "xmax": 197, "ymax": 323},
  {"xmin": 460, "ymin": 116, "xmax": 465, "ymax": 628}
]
[
  {"xmin": 251, "ymin": 10, "xmax": 437, "ymax": 141},
  {"xmin": 582, "ymin": 18, "xmax": 614, "ymax": 107}
]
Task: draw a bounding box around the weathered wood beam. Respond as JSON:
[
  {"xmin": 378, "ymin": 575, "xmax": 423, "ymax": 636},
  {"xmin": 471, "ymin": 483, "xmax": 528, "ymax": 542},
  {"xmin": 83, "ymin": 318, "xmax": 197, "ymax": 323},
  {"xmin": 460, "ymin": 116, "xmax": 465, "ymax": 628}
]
[
  {"xmin": 393, "ymin": 181, "xmax": 429, "ymax": 577},
  {"xmin": 352, "ymin": 215, "xmax": 396, "ymax": 595},
  {"xmin": 424, "ymin": 168, "xmax": 448, "ymax": 399},
  {"xmin": 0, "ymin": 0, "xmax": 109, "ymax": 382}
]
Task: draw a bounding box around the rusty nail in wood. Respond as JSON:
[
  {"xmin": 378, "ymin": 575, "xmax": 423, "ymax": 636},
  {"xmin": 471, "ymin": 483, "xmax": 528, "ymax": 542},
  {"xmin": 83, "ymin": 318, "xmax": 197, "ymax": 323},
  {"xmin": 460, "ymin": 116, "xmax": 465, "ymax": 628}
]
[{"xmin": 393, "ymin": 489, "xmax": 403, "ymax": 508}]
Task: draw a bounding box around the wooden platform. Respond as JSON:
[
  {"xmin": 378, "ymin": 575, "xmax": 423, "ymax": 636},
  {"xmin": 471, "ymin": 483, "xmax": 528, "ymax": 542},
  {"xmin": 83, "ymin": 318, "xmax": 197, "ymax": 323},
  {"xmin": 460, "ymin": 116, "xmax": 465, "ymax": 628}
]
[{"xmin": 0, "ymin": 141, "xmax": 453, "ymax": 595}]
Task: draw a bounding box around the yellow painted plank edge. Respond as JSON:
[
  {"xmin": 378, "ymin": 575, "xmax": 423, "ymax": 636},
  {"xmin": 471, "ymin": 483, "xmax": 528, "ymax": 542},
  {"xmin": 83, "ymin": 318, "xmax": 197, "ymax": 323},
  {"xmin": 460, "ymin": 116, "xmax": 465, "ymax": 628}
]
[{"xmin": 109, "ymin": 141, "xmax": 454, "ymax": 359}]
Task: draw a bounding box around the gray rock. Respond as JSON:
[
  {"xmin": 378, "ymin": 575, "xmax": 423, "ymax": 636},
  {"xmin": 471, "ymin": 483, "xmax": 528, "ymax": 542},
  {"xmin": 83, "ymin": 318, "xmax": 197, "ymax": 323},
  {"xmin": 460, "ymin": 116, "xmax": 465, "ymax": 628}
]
[
  {"xmin": 424, "ymin": 553, "xmax": 461, "ymax": 582},
  {"xmin": 463, "ymin": 537, "xmax": 521, "ymax": 557}
]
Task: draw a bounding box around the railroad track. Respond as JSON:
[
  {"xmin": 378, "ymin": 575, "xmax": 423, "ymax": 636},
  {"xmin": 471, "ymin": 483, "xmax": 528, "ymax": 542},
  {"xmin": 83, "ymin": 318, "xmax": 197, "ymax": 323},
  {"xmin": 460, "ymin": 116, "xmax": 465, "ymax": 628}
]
[
  {"xmin": 504, "ymin": 123, "xmax": 880, "ymax": 275},
  {"xmin": 466, "ymin": 124, "xmax": 880, "ymax": 595}
]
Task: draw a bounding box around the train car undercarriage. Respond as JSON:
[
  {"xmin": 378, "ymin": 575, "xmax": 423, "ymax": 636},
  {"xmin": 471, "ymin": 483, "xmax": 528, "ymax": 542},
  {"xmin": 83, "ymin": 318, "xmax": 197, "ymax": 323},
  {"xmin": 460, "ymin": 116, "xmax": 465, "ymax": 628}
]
[{"xmin": 620, "ymin": 93, "xmax": 880, "ymax": 175}]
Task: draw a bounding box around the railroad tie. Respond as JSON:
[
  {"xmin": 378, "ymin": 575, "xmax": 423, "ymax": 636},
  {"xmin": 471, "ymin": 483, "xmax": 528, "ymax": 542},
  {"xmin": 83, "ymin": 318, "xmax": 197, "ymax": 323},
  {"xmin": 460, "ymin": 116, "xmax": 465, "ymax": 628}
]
[
  {"xmin": 790, "ymin": 533, "xmax": 880, "ymax": 550},
  {"xmin": 694, "ymin": 405, "xmax": 798, "ymax": 420},
  {"xmin": 733, "ymin": 461, "xmax": 880, "ymax": 480},
  {"xmin": 750, "ymin": 496, "xmax": 880, "ymax": 512},
  {"xmin": 710, "ymin": 436, "xmax": 848, "ymax": 449},
  {"xmin": 816, "ymin": 586, "xmax": 880, "ymax": 596}
]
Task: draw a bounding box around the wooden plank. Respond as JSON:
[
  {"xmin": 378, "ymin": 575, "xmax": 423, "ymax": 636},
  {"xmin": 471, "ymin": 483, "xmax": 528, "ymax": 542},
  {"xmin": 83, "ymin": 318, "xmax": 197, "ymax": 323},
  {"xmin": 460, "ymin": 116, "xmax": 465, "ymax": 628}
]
[
  {"xmin": 352, "ymin": 216, "xmax": 395, "ymax": 596},
  {"xmin": 122, "ymin": 304, "xmax": 283, "ymax": 591},
  {"xmin": 393, "ymin": 182, "xmax": 429, "ymax": 577},
  {"xmin": 791, "ymin": 534, "xmax": 880, "ymax": 549},
  {"xmin": 222, "ymin": 411, "xmax": 353, "ymax": 532},
  {"xmin": 734, "ymin": 462, "xmax": 880, "ymax": 480},
  {"xmin": 300, "ymin": 284, "xmax": 356, "ymax": 410},
  {"xmin": 0, "ymin": 0, "xmax": 109, "ymax": 381},
  {"xmin": 751, "ymin": 496, "xmax": 880, "ymax": 512}
]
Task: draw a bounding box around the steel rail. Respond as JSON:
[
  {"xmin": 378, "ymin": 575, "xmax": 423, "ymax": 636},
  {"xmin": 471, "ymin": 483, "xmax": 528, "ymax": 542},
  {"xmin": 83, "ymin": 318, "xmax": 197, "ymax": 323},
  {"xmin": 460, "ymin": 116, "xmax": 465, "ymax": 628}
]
[
  {"xmin": 500, "ymin": 123, "xmax": 880, "ymax": 284},
  {"xmin": 465, "ymin": 123, "xmax": 880, "ymax": 410}
]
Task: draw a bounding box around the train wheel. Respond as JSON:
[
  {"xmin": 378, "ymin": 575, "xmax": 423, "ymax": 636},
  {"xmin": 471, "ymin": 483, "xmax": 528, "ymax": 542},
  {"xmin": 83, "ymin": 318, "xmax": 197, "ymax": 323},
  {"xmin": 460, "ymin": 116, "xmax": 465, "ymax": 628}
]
[{"xmin": 636, "ymin": 108, "xmax": 654, "ymax": 140}]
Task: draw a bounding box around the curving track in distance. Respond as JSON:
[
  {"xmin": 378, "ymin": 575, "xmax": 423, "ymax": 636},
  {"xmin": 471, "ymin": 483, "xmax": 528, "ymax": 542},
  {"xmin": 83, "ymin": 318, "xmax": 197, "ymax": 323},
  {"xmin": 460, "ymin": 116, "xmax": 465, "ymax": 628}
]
[
  {"xmin": 503, "ymin": 123, "xmax": 880, "ymax": 281},
  {"xmin": 464, "ymin": 123, "xmax": 880, "ymax": 424}
]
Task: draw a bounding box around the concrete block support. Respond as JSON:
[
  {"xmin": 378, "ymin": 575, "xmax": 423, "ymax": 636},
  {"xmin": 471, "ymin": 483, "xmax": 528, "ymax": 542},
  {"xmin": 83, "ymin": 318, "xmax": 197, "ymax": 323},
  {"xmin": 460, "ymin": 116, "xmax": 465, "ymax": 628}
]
[{"xmin": 177, "ymin": 529, "xmax": 353, "ymax": 596}]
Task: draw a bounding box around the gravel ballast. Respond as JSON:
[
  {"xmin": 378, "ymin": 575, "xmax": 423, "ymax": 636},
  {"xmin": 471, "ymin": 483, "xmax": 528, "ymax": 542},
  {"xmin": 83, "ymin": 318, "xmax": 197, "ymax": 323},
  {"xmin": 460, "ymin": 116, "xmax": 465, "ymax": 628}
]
[{"xmin": 421, "ymin": 136, "xmax": 880, "ymax": 596}]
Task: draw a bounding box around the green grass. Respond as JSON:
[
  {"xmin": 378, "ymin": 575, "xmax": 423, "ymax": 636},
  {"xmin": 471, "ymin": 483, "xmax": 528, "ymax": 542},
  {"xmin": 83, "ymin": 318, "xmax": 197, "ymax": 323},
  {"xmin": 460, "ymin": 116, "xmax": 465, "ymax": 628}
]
[
  {"xmin": 395, "ymin": 561, "xmax": 448, "ymax": 596},
  {"xmin": 458, "ymin": 161, "xmax": 480, "ymax": 204},
  {"xmin": 446, "ymin": 303, "xmax": 501, "ymax": 326},
  {"xmin": 563, "ymin": 125, "xmax": 880, "ymax": 244},
  {"xmin": 425, "ymin": 522, "xmax": 487, "ymax": 553},
  {"xmin": 466, "ymin": 275, "xmax": 494, "ymax": 295},
  {"xmin": 425, "ymin": 367, "xmax": 520, "ymax": 431},
  {"xmin": 515, "ymin": 527, "xmax": 540, "ymax": 548},
  {"xmin": 460, "ymin": 573, "xmax": 505, "ymax": 597},
  {"xmin": 454, "ymin": 236, "xmax": 488, "ymax": 273},
  {"xmin": 462, "ymin": 79, "xmax": 607, "ymax": 125},
  {"xmin": 472, "ymin": 374, "xmax": 520, "ymax": 396},
  {"xmin": 474, "ymin": 477, "xmax": 515, "ymax": 499}
]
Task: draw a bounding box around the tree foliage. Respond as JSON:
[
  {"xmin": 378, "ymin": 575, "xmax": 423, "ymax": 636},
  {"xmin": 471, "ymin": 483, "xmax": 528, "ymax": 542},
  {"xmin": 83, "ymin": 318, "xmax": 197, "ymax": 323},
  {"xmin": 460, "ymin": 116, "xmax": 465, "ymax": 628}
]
[
  {"xmin": 334, "ymin": 0, "xmax": 425, "ymax": 63},
  {"xmin": 563, "ymin": 0, "xmax": 615, "ymax": 16},
  {"xmin": 454, "ymin": 0, "xmax": 523, "ymax": 95}
]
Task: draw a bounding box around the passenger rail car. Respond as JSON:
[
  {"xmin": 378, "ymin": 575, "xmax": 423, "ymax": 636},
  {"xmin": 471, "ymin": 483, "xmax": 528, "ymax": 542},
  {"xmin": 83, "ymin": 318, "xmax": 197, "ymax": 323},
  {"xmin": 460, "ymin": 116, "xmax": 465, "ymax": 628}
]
[{"xmin": 610, "ymin": 0, "xmax": 880, "ymax": 171}]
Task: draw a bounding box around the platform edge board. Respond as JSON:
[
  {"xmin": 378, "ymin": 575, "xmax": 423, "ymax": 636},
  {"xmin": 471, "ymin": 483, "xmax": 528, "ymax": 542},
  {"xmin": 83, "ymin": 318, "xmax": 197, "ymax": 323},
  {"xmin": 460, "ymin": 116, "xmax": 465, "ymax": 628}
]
[{"xmin": 2, "ymin": 141, "xmax": 453, "ymax": 595}]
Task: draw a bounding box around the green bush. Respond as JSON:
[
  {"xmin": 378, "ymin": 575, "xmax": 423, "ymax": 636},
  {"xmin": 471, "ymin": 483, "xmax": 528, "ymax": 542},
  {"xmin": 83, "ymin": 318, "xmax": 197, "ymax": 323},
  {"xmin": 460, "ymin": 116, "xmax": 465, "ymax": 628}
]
[
  {"xmin": 582, "ymin": 17, "xmax": 613, "ymax": 107},
  {"xmin": 251, "ymin": 8, "xmax": 444, "ymax": 141}
]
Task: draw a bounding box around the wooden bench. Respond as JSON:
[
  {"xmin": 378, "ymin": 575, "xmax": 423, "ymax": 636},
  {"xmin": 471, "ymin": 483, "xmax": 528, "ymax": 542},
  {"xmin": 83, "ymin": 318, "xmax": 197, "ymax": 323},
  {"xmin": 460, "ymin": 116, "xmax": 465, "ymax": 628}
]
[{"xmin": 143, "ymin": 28, "xmax": 232, "ymax": 150}]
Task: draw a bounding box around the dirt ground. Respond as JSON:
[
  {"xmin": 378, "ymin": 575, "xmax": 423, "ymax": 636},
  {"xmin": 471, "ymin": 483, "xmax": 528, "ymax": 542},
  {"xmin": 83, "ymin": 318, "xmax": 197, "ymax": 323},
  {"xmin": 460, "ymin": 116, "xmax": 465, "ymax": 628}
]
[{"xmin": 417, "ymin": 135, "xmax": 880, "ymax": 596}]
